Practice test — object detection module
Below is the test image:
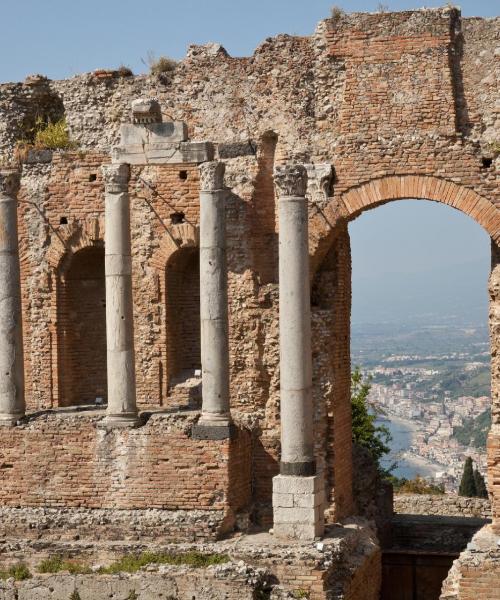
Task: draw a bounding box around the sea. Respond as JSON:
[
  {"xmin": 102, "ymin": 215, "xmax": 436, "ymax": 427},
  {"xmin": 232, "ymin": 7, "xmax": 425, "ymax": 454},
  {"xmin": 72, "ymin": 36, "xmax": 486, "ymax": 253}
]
[{"xmin": 376, "ymin": 417, "xmax": 439, "ymax": 479}]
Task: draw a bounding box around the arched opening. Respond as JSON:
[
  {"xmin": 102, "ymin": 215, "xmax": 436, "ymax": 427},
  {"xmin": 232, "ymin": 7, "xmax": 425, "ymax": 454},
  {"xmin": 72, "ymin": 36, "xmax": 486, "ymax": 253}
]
[
  {"xmin": 165, "ymin": 246, "xmax": 201, "ymax": 387},
  {"xmin": 56, "ymin": 246, "xmax": 106, "ymax": 407},
  {"xmin": 312, "ymin": 178, "xmax": 498, "ymax": 600}
]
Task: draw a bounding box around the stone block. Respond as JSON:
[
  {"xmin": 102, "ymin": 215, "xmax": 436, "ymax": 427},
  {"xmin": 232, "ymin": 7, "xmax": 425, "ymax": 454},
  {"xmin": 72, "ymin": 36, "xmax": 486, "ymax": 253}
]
[
  {"xmin": 272, "ymin": 474, "xmax": 322, "ymax": 495},
  {"xmin": 112, "ymin": 141, "xmax": 214, "ymax": 166},
  {"xmin": 273, "ymin": 519, "xmax": 324, "ymax": 541},
  {"xmin": 272, "ymin": 492, "xmax": 294, "ymax": 508},
  {"xmin": 120, "ymin": 122, "xmax": 188, "ymax": 146},
  {"xmin": 294, "ymin": 489, "xmax": 325, "ymax": 508},
  {"xmin": 273, "ymin": 505, "xmax": 321, "ymax": 524}
]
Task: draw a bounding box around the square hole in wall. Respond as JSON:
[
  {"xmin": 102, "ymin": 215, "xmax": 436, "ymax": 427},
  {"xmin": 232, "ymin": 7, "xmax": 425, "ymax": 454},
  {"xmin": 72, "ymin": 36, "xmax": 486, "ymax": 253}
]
[
  {"xmin": 59, "ymin": 216, "xmax": 68, "ymax": 225},
  {"xmin": 170, "ymin": 212, "xmax": 185, "ymax": 225},
  {"xmin": 89, "ymin": 173, "xmax": 97, "ymax": 182},
  {"xmin": 481, "ymin": 157, "xmax": 493, "ymax": 169},
  {"xmin": 178, "ymin": 170, "xmax": 188, "ymax": 180}
]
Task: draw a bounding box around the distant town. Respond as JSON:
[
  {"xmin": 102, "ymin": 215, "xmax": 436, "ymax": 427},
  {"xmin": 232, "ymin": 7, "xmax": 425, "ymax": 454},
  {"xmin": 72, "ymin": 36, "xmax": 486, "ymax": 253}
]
[{"xmin": 352, "ymin": 319, "xmax": 491, "ymax": 492}]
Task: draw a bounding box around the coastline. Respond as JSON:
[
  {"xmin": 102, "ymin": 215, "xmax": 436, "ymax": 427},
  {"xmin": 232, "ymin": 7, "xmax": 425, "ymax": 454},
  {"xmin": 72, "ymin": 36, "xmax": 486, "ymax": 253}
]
[{"xmin": 378, "ymin": 414, "xmax": 444, "ymax": 479}]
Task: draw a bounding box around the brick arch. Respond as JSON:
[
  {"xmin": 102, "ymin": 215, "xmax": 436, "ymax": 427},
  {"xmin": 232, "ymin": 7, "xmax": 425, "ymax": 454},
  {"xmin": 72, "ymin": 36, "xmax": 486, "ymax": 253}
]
[
  {"xmin": 311, "ymin": 175, "xmax": 500, "ymax": 274},
  {"xmin": 47, "ymin": 215, "xmax": 105, "ymax": 276},
  {"xmin": 150, "ymin": 222, "xmax": 199, "ymax": 270}
]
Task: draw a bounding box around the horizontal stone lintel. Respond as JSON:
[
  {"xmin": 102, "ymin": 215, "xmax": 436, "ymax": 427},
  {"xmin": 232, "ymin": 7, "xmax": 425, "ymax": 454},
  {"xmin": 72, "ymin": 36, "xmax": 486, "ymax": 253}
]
[{"xmin": 112, "ymin": 141, "xmax": 214, "ymax": 165}]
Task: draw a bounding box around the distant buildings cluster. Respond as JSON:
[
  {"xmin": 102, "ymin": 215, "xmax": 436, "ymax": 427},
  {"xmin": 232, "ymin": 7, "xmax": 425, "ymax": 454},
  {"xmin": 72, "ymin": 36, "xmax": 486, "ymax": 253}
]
[{"xmin": 368, "ymin": 363, "xmax": 489, "ymax": 492}]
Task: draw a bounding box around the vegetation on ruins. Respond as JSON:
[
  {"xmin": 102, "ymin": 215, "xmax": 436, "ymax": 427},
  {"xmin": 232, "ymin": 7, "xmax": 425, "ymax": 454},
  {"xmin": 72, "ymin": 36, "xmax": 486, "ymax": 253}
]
[
  {"xmin": 330, "ymin": 6, "xmax": 344, "ymax": 21},
  {"xmin": 144, "ymin": 51, "xmax": 177, "ymax": 76},
  {"xmin": 351, "ymin": 367, "xmax": 392, "ymax": 472},
  {"xmin": 14, "ymin": 116, "xmax": 76, "ymax": 162},
  {"xmin": 98, "ymin": 551, "xmax": 229, "ymax": 574},
  {"xmin": 37, "ymin": 555, "xmax": 91, "ymax": 575},
  {"xmin": 116, "ymin": 65, "xmax": 134, "ymax": 77},
  {"xmin": 0, "ymin": 562, "xmax": 32, "ymax": 581}
]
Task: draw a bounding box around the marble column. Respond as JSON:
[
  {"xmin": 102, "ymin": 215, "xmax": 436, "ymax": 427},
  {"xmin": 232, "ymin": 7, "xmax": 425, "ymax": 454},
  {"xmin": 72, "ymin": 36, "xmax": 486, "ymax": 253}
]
[
  {"xmin": 0, "ymin": 169, "xmax": 25, "ymax": 425},
  {"xmin": 101, "ymin": 163, "xmax": 139, "ymax": 427},
  {"xmin": 193, "ymin": 161, "xmax": 232, "ymax": 439},
  {"xmin": 272, "ymin": 164, "xmax": 324, "ymax": 540}
]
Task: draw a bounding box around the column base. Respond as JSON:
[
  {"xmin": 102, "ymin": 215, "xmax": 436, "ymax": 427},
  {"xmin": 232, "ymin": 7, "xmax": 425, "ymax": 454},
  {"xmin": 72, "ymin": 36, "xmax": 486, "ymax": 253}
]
[
  {"xmin": 272, "ymin": 474, "xmax": 325, "ymax": 540},
  {"xmin": 192, "ymin": 416, "xmax": 233, "ymax": 440},
  {"xmin": 0, "ymin": 413, "xmax": 24, "ymax": 427},
  {"xmin": 98, "ymin": 413, "xmax": 141, "ymax": 429}
]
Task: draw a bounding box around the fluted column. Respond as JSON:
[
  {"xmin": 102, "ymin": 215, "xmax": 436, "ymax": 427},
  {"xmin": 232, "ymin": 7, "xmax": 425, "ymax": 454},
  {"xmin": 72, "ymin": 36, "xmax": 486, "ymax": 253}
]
[
  {"xmin": 0, "ymin": 169, "xmax": 25, "ymax": 425},
  {"xmin": 272, "ymin": 164, "xmax": 324, "ymax": 540},
  {"xmin": 193, "ymin": 161, "xmax": 232, "ymax": 440},
  {"xmin": 101, "ymin": 163, "xmax": 139, "ymax": 427}
]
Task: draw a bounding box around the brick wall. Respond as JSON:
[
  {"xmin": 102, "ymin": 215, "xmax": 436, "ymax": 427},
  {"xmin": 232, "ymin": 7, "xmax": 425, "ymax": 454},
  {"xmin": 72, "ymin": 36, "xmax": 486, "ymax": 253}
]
[
  {"xmin": 0, "ymin": 413, "xmax": 251, "ymax": 522},
  {"xmin": 1, "ymin": 8, "xmax": 498, "ymax": 543}
]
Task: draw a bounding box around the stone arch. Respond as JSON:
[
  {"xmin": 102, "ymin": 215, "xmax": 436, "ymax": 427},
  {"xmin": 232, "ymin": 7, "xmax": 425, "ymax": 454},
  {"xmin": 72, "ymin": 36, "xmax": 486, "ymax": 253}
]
[
  {"xmin": 310, "ymin": 175, "xmax": 500, "ymax": 275},
  {"xmin": 309, "ymin": 174, "xmax": 500, "ymax": 522}
]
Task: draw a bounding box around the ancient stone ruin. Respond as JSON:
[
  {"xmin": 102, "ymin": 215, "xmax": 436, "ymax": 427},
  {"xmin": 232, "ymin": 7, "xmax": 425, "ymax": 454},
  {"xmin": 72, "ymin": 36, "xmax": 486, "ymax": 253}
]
[{"xmin": 0, "ymin": 6, "xmax": 498, "ymax": 599}]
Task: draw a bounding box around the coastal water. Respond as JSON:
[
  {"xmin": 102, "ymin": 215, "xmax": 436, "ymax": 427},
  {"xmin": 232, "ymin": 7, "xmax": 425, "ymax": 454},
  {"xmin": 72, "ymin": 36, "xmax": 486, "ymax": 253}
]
[{"xmin": 377, "ymin": 417, "xmax": 438, "ymax": 479}]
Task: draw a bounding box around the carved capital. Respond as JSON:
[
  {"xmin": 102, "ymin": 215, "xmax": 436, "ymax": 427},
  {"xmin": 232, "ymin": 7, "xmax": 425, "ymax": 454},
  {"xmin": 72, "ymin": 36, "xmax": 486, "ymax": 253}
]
[
  {"xmin": 199, "ymin": 161, "xmax": 225, "ymax": 192},
  {"xmin": 274, "ymin": 164, "xmax": 308, "ymax": 198},
  {"xmin": 0, "ymin": 169, "xmax": 20, "ymax": 198},
  {"xmin": 101, "ymin": 163, "xmax": 130, "ymax": 193},
  {"xmin": 305, "ymin": 163, "xmax": 333, "ymax": 204},
  {"xmin": 131, "ymin": 98, "xmax": 162, "ymax": 124}
]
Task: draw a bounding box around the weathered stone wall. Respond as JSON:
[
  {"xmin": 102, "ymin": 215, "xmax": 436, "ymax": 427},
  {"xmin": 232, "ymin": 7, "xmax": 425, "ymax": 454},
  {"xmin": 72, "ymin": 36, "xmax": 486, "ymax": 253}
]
[
  {"xmin": 441, "ymin": 525, "xmax": 500, "ymax": 600},
  {"xmin": 394, "ymin": 494, "xmax": 492, "ymax": 519},
  {"xmin": 0, "ymin": 7, "xmax": 498, "ymax": 536},
  {"xmin": 0, "ymin": 412, "xmax": 251, "ymax": 535}
]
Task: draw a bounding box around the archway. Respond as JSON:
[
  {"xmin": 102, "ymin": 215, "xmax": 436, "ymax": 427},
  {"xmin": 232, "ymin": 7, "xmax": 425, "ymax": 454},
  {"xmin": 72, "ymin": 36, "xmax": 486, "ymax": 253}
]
[
  {"xmin": 56, "ymin": 246, "xmax": 106, "ymax": 407},
  {"xmin": 310, "ymin": 175, "xmax": 500, "ymax": 524},
  {"xmin": 311, "ymin": 175, "xmax": 499, "ymax": 599},
  {"xmin": 165, "ymin": 246, "xmax": 201, "ymax": 386}
]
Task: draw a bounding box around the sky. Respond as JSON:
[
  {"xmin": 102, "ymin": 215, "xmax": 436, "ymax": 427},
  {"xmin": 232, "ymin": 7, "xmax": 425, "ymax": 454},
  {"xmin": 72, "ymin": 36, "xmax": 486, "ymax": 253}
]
[
  {"xmin": 0, "ymin": 0, "xmax": 497, "ymax": 83},
  {"xmin": 1, "ymin": 0, "xmax": 496, "ymax": 325}
]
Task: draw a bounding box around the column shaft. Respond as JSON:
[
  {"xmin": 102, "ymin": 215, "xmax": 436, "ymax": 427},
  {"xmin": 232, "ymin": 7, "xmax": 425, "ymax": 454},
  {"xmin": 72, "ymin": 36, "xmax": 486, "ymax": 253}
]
[
  {"xmin": 0, "ymin": 170, "xmax": 25, "ymax": 425},
  {"xmin": 193, "ymin": 161, "xmax": 232, "ymax": 439},
  {"xmin": 272, "ymin": 164, "xmax": 324, "ymax": 540},
  {"xmin": 102, "ymin": 163, "xmax": 139, "ymax": 427}
]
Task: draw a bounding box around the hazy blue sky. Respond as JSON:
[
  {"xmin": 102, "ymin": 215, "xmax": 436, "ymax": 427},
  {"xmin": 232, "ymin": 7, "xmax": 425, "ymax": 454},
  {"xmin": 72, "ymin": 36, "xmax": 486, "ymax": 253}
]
[
  {"xmin": 2, "ymin": 0, "xmax": 496, "ymax": 325},
  {"xmin": 0, "ymin": 0, "xmax": 497, "ymax": 82}
]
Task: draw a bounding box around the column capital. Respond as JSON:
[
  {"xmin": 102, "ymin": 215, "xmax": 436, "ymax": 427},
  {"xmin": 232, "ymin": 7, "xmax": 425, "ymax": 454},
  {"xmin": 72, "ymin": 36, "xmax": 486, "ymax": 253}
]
[
  {"xmin": 0, "ymin": 169, "xmax": 20, "ymax": 198},
  {"xmin": 199, "ymin": 161, "xmax": 225, "ymax": 192},
  {"xmin": 274, "ymin": 164, "xmax": 308, "ymax": 198},
  {"xmin": 101, "ymin": 163, "xmax": 130, "ymax": 194}
]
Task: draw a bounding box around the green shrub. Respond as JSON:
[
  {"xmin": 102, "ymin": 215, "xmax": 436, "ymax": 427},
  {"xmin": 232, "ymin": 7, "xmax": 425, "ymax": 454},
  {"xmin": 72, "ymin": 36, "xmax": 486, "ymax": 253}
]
[
  {"xmin": 37, "ymin": 555, "xmax": 91, "ymax": 575},
  {"xmin": 34, "ymin": 117, "xmax": 74, "ymax": 150},
  {"xmin": 0, "ymin": 563, "xmax": 32, "ymax": 581},
  {"xmin": 390, "ymin": 475, "xmax": 445, "ymax": 495},
  {"xmin": 100, "ymin": 551, "xmax": 229, "ymax": 574}
]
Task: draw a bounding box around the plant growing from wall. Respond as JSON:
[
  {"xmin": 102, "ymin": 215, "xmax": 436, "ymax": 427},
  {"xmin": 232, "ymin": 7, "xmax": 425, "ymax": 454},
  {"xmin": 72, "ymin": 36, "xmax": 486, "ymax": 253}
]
[{"xmin": 143, "ymin": 51, "xmax": 177, "ymax": 76}]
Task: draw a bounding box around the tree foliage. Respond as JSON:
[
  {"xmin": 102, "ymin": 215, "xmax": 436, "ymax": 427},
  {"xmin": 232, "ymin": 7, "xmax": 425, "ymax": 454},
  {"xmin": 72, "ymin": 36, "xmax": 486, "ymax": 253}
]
[
  {"xmin": 473, "ymin": 468, "xmax": 488, "ymax": 499},
  {"xmin": 459, "ymin": 456, "xmax": 476, "ymax": 497},
  {"xmin": 351, "ymin": 367, "xmax": 392, "ymax": 471}
]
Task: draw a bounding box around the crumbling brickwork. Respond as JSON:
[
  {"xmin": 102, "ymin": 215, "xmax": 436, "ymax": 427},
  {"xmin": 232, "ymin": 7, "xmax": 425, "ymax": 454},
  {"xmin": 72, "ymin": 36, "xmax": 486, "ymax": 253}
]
[{"xmin": 0, "ymin": 7, "xmax": 499, "ymax": 597}]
